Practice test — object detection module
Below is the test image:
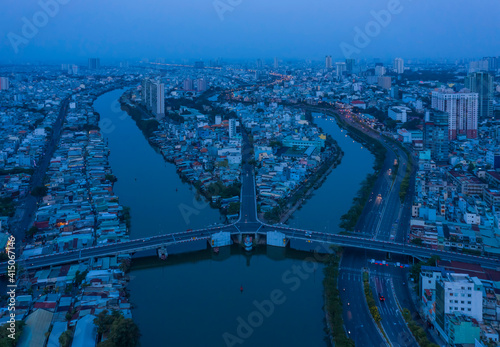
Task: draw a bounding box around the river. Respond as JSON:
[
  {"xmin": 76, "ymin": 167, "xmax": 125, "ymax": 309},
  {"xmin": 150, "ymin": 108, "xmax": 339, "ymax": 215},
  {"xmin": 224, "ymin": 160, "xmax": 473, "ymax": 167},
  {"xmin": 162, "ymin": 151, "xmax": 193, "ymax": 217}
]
[
  {"xmin": 288, "ymin": 114, "xmax": 374, "ymax": 232},
  {"xmin": 94, "ymin": 90, "xmax": 373, "ymax": 346}
]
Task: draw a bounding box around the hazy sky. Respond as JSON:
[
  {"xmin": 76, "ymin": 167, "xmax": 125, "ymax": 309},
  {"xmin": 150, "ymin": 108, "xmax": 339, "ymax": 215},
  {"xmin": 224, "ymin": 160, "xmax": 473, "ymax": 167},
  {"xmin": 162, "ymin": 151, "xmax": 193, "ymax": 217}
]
[{"xmin": 1, "ymin": 0, "xmax": 499, "ymax": 63}]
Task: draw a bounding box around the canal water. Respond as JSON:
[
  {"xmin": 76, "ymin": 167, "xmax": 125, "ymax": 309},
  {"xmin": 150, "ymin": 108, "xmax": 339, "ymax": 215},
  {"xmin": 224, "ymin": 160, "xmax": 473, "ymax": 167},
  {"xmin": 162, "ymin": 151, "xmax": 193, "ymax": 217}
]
[
  {"xmin": 94, "ymin": 90, "xmax": 373, "ymax": 346},
  {"xmin": 288, "ymin": 114, "xmax": 374, "ymax": 232}
]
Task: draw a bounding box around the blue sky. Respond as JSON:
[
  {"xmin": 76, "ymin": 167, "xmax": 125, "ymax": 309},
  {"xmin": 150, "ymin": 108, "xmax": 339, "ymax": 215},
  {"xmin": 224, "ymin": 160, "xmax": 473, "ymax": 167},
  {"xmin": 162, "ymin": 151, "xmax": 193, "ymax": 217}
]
[{"xmin": 1, "ymin": 0, "xmax": 499, "ymax": 63}]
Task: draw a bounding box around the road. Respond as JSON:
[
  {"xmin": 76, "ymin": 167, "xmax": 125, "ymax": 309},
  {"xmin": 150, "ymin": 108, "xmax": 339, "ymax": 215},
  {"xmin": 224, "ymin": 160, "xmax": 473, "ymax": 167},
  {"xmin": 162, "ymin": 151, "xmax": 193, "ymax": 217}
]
[
  {"xmin": 9, "ymin": 98, "xmax": 70, "ymax": 244},
  {"xmin": 338, "ymin": 249, "xmax": 384, "ymax": 347},
  {"xmin": 371, "ymin": 271, "xmax": 417, "ymax": 347}
]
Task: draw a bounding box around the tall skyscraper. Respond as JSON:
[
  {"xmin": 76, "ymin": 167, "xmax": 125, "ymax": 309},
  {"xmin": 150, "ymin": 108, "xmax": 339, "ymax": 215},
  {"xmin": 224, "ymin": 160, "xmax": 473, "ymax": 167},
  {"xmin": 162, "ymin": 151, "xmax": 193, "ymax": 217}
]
[
  {"xmin": 88, "ymin": 58, "xmax": 100, "ymax": 70},
  {"xmin": 256, "ymin": 59, "xmax": 263, "ymax": 69},
  {"xmin": 183, "ymin": 78, "xmax": 194, "ymax": 91},
  {"xmin": 0, "ymin": 77, "xmax": 10, "ymax": 90},
  {"xmin": 197, "ymin": 78, "xmax": 208, "ymax": 92},
  {"xmin": 432, "ymin": 89, "xmax": 478, "ymax": 140},
  {"xmin": 390, "ymin": 86, "xmax": 400, "ymax": 99},
  {"xmin": 482, "ymin": 57, "xmax": 498, "ymax": 72},
  {"xmin": 464, "ymin": 72, "xmax": 493, "ymax": 119},
  {"xmin": 345, "ymin": 59, "xmax": 355, "ymax": 73},
  {"xmin": 141, "ymin": 79, "xmax": 164, "ymax": 118},
  {"xmin": 394, "ymin": 58, "xmax": 404, "ymax": 74},
  {"xmin": 273, "ymin": 57, "xmax": 279, "ymax": 69},
  {"xmin": 375, "ymin": 63, "xmax": 386, "ymax": 76},
  {"xmin": 468, "ymin": 60, "xmax": 489, "ymax": 73},
  {"xmin": 424, "ymin": 110, "xmax": 449, "ymax": 162},
  {"xmin": 325, "ymin": 56, "xmax": 332, "ymax": 70},
  {"xmin": 229, "ymin": 119, "xmax": 237, "ymax": 139},
  {"xmin": 335, "ymin": 62, "xmax": 346, "ymax": 79},
  {"xmin": 150, "ymin": 82, "xmax": 165, "ymax": 118}
]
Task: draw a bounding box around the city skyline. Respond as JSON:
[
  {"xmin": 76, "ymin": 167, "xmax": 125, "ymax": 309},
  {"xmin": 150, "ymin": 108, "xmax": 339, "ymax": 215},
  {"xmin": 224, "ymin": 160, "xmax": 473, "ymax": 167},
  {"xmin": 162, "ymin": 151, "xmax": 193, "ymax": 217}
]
[{"xmin": 1, "ymin": 0, "xmax": 500, "ymax": 63}]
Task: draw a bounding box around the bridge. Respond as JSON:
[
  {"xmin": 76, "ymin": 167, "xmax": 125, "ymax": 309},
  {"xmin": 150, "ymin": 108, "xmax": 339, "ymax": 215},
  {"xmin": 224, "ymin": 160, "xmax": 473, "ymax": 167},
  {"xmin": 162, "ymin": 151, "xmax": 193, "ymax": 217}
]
[
  {"xmin": 4, "ymin": 223, "xmax": 499, "ymax": 274},
  {"xmin": 2, "ymin": 151, "xmax": 499, "ymax": 275}
]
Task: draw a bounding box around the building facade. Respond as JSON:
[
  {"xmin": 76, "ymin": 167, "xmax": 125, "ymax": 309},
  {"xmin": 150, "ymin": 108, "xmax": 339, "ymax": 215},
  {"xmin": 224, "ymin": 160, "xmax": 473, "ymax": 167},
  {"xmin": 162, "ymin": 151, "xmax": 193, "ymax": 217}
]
[
  {"xmin": 465, "ymin": 71, "xmax": 494, "ymax": 120},
  {"xmin": 424, "ymin": 111, "xmax": 449, "ymax": 162},
  {"xmin": 394, "ymin": 57, "xmax": 404, "ymax": 74},
  {"xmin": 431, "ymin": 89, "xmax": 478, "ymax": 140}
]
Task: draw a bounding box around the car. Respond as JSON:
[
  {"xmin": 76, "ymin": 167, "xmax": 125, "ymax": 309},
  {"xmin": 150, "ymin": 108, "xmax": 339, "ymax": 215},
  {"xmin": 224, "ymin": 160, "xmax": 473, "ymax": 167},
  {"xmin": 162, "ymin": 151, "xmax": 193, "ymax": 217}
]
[
  {"xmin": 379, "ymin": 294, "xmax": 385, "ymax": 302},
  {"xmin": 305, "ymin": 231, "xmax": 312, "ymax": 237}
]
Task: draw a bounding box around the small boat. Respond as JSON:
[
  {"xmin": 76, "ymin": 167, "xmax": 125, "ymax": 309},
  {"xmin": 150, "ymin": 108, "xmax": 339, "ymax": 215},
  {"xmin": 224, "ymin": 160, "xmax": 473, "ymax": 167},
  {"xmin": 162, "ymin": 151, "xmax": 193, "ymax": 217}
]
[
  {"xmin": 244, "ymin": 236, "xmax": 253, "ymax": 252},
  {"xmin": 158, "ymin": 247, "xmax": 167, "ymax": 260},
  {"xmin": 240, "ymin": 285, "xmax": 243, "ymax": 293}
]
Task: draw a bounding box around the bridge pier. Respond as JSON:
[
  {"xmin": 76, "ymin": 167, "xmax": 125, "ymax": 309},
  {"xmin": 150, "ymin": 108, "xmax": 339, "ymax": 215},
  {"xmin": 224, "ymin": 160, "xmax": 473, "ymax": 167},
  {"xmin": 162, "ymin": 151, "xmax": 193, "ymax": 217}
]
[{"xmin": 254, "ymin": 233, "xmax": 260, "ymax": 243}]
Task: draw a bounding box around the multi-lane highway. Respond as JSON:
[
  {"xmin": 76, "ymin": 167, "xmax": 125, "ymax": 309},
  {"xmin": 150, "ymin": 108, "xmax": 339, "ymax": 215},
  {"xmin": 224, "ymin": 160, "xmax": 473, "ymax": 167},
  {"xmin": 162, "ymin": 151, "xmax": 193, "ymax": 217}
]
[
  {"xmin": 372, "ymin": 271, "xmax": 417, "ymax": 347},
  {"xmin": 338, "ymin": 249, "xmax": 384, "ymax": 347}
]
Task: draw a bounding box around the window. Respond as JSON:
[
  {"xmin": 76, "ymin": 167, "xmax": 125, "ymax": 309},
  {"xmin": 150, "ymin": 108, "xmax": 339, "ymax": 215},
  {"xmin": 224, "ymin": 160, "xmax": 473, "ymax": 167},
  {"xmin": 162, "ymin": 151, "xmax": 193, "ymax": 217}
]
[
  {"xmin": 467, "ymin": 301, "xmax": 471, "ymax": 304},
  {"xmin": 467, "ymin": 294, "xmax": 471, "ymax": 297},
  {"xmin": 461, "ymin": 308, "xmax": 464, "ymax": 311},
  {"xmin": 454, "ymin": 300, "xmax": 458, "ymax": 303},
  {"xmin": 461, "ymin": 301, "xmax": 464, "ymax": 304},
  {"xmin": 468, "ymin": 308, "xmax": 471, "ymax": 311}
]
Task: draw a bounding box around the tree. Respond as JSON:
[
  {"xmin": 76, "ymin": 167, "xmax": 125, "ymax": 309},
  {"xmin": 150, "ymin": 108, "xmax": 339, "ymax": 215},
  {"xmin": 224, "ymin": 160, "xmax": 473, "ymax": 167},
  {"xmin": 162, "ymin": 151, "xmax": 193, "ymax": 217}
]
[
  {"xmin": 227, "ymin": 202, "xmax": 240, "ymax": 215},
  {"xmin": 410, "ymin": 238, "xmax": 423, "ymax": 246},
  {"xmin": 105, "ymin": 174, "xmax": 118, "ymax": 183},
  {"xmin": 26, "ymin": 226, "xmax": 38, "ymax": 238},
  {"xmin": 74, "ymin": 270, "xmax": 88, "ymax": 287},
  {"xmin": 94, "ymin": 310, "xmax": 116, "ymax": 335},
  {"xmin": 107, "ymin": 316, "xmax": 141, "ymax": 347},
  {"xmin": 59, "ymin": 330, "xmax": 73, "ymax": 347},
  {"xmin": 385, "ymin": 118, "xmax": 398, "ymax": 129},
  {"xmin": 31, "ymin": 185, "xmax": 48, "ymax": 197},
  {"xmin": 0, "ymin": 321, "xmax": 25, "ymax": 346},
  {"xmin": 96, "ymin": 314, "xmax": 140, "ymax": 347}
]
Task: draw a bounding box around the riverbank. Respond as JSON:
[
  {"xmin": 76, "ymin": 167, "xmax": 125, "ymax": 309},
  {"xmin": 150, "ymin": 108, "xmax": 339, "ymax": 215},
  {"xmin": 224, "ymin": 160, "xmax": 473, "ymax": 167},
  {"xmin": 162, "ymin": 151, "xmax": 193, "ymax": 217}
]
[
  {"xmin": 277, "ymin": 147, "xmax": 344, "ymax": 224},
  {"xmin": 323, "ymin": 248, "xmax": 355, "ymax": 347},
  {"xmin": 118, "ymin": 90, "xmax": 239, "ymax": 222}
]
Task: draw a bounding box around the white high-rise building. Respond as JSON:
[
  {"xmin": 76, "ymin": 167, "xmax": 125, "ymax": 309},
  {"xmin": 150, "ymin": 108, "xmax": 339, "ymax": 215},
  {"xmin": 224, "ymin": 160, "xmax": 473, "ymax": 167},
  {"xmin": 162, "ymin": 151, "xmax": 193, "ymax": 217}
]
[
  {"xmin": 273, "ymin": 57, "xmax": 279, "ymax": 69},
  {"xmin": 435, "ymin": 274, "xmax": 483, "ymax": 337},
  {"xmin": 394, "ymin": 58, "xmax": 404, "ymax": 74},
  {"xmin": 325, "ymin": 55, "xmax": 332, "ymax": 69},
  {"xmin": 151, "ymin": 82, "xmax": 165, "ymax": 118},
  {"xmin": 432, "ymin": 89, "xmax": 478, "ymax": 140},
  {"xmin": 141, "ymin": 79, "xmax": 164, "ymax": 118},
  {"xmin": 0, "ymin": 77, "xmax": 9, "ymax": 90},
  {"xmin": 375, "ymin": 65, "xmax": 386, "ymax": 76},
  {"xmin": 229, "ymin": 119, "xmax": 237, "ymax": 138},
  {"xmin": 197, "ymin": 78, "xmax": 207, "ymax": 92},
  {"xmin": 335, "ymin": 62, "xmax": 346, "ymax": 79}
]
